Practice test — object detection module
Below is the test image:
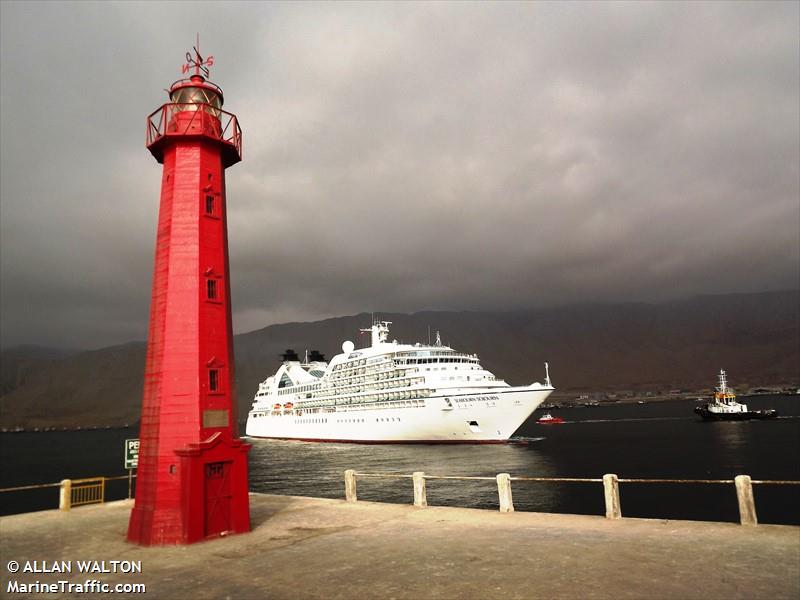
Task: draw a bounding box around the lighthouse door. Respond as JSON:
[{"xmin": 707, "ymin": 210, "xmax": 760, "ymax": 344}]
[{"xmin": 204, "ymin": 461, "xmax": 232, "ymax": 537}]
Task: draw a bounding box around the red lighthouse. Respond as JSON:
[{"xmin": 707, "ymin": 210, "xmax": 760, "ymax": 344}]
[{"xmin": 127, "ymin": 46, "xmax": 250, "ymax": 545}]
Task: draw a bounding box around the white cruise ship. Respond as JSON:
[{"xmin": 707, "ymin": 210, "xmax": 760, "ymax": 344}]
[{"xmin": 245, "ymin": 321, "xmax": 554, "ymax": 443}]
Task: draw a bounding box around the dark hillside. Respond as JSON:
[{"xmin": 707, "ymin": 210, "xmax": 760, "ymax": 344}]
[{"xmin": 2, "ymin": 291, "xmax": 797, "ymax": 429}]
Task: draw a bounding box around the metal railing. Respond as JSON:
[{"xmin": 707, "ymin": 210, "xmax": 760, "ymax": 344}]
[
  {"xmin": 0, "ymin": 474, "xmax": 136, "ymax": 512},
  {"xmin": 70, "ymin": 478, "xmax": 105, "ymax": 507},
  {"xmin": 146, "ymin": 102, "xmax": 242, "ymax": 158},
  {"xmin": 344, "ymin": 470, "xmax": 800, "ymax": 526}
]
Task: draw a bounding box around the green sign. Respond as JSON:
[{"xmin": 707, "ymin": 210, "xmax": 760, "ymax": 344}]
[{"xmin": 125, "ymin": 438, "xmax": 139, "ymax": 469}]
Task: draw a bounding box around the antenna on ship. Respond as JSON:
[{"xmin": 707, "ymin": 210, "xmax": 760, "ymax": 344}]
[
  {"xmin": 545, "ymin": 362, "xmax": 552, "ymax": 387},
  {"xmin": 435, "ymin": 331, "xmax": 442, "ymax": 347}
]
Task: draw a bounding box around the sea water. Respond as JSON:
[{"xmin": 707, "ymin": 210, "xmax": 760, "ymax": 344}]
[{"xmin": 2, "ymin": 395, "xmax": 798, "ymax": 524}]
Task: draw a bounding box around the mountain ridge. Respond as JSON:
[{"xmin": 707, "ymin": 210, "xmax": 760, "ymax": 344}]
[{"xmin": 1, "ymin": 290, "xmax": 797, "ymax": 429}]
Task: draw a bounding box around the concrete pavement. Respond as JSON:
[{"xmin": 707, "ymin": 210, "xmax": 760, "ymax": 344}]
[{"xmin": 1, "ymin": 494, "xmax": 798, "ymax": 599}]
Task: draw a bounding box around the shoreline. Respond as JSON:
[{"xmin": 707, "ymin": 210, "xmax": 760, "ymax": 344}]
[{"xmin": 2, "ymin": 392, "xmax": 797, "ymax": 432}]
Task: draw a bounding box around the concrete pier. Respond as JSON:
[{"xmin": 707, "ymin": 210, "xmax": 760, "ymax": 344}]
[{"xmin": 1, "ymin": 494, "xmax": 798, "ymax": 599}]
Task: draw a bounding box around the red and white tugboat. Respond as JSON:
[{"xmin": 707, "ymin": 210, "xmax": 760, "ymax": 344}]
[
  {"xmin": 537, "ymin": 413, "xmax": 565, "ymax": 424},
  {"xmin": 694, "ymin": 370, "xmax": 778, "ymax": 421}
]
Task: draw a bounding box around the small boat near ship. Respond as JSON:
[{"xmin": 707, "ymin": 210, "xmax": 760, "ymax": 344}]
[
  {"xmin": 537, "ymin": 413, "xmax": 564, "ymax": 424},
  {"xmin": 694, "ymin": 370, "xmax": 778, "ymax": 421}
]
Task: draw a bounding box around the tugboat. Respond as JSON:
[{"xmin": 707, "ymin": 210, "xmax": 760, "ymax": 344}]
[
  {"xmin": 537, "ymin": 413, "xmax": 565, "ymax": 424},
  {"xmin": 694, "ymin": 370, "xmax": 778, "ymax": 421}
]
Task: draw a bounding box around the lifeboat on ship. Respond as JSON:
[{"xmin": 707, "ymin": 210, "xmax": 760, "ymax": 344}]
[
  {"xmin": 537, "ymin": 413, "xmax": 564, "ymax": 424},
  {"xmin": 283, "ymin": 402, "xmax": 294, "ymax": 410}
]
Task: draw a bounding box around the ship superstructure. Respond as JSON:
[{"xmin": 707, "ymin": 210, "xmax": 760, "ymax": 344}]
[{"xmin": 245, "ymin": 321, "xmax": 554, "ymax": 442}]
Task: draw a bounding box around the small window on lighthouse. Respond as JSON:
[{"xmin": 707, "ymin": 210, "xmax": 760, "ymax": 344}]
[
  {"xmin": 207, "ymin": 278, "xmax": 218, "ymax": 300},
  {"xmin": 209, "ymin": 369, "xmax": 219, "ymax": 392},
  {"xmin": 205, "ymin": 195, "xmax": 215, "ymax": 215}
]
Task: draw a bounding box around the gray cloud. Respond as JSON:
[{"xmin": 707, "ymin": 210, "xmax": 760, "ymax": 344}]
[{"xmin": 1, "ymin": 1, "xmax": 798, "ymax": 349}]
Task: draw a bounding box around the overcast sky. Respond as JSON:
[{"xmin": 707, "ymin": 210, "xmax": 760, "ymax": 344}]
[{"xmin": 1, "ymin": 1, "xmax": 798, "ymax": 350}]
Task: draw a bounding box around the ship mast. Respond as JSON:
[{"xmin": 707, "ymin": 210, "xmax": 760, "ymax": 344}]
[{"xmin": 360, "ymin": 321, "xmax": 392, "ymax": 347}]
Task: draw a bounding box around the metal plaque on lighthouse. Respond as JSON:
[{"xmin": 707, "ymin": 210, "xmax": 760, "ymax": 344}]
[{"xmin": 127, "ymin": 45, "xmax": 251, "ymax": 545}]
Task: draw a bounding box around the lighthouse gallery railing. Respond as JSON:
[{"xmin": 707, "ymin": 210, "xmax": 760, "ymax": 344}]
[{"xmin": 146, "ymin": 102, "xmax": 242, "ymax": 159}]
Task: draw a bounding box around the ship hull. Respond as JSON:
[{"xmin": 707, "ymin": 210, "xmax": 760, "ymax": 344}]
[
  {"xmin": 694, "ymin": 406, "xmax": 779, "ymax": 421},
  {"xmin": 246, "ymin": 387, "xmax": 553, "ymax": 443}
]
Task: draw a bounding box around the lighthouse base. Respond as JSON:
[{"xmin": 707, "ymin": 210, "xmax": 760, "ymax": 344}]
[{"xmin": 128, "ymin": 433, "xmax": 251, "ymax": 545}]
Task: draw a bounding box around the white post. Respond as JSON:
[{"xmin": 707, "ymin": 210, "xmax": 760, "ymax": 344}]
[
  {"xmin": 603, "ymin": 474, "xmax": 621, "ymax": 519},
  {"xmin": 344, "ymin": 469, "xmax": 358, "ymax": 503},
  {"xmin": 735, "ymin": 475, "xmax": 757, "ymax": 526},
  {"xmin": 59, "ymin": 479, "xmax": 72, "ymax": 511},
  {"xmin": 496, "ymin": 473, "xmax": 514, "ymax": 513},
  {"xmin": 412, "ymin": 471, "xmax": 427, "ymax": 507}
]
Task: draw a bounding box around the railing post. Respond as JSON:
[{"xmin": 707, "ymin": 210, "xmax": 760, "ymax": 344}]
[
  {"xmin": 412, "ymin": 471, "xmax": 427, "ymax": 507},
  {"xmin": 496, "ymin": 473, "xmax": 514, "ymax": 513},
  {"xmin": 344, "ymin": 469, "xmax": 358, "ymax": 503},
  {"xmin": 603, "ymin": 474, "xmax": 622, "ymax": 519},
  {"xmin": 59, "ymin": 479, "xmax": 71, "ymax": 511},
  {"xmin": 735, "ymin": 475, "xmax": 757, "ymax": 526}
]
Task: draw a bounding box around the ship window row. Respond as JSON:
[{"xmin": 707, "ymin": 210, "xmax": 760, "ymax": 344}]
[
  {"xmin": 263, "ymin": 397, "xmax": 428, "ymax": 415},
  {"xmin": 271, "ymin": 389, "xmax": 433, "ymax": 411},
  {"xmin": 330, "ymin": 368, "xmax": 391, "ymax": 380},
  {"xmin": 330, "ymin": 370, "xmax": 408, "ymax": 385},
  {"xmin": 264, "ymin": 367, "xmax": 493, "ymax": 404},
  {"xmin": 331, "ymin": 375, "xmax": 423, "ymax": 390},
  {"xmin": 424, "ymin": 372, "xmax": 484, "ymax": 381},
  {"xmin": 335, "ymin": 397, "xmax": 428, "ymax": 410},
  {"xmin": 278, "ymin": 383, "xmax": 321, "ymax": 394},
  {"xmin": 397, "ymin": 351, "xmax": 477, "ymax": 358},
  {"xmin": 296, "ymin": 418, "xmax": 327, "ymax": 424},
  {"xmin": 405, "ymin": 357, "xmax": 478, "ymax": 365},
  {"xmin": 333, "ymin": 358, "xmax": 369, "ymax": 371},
  {"xmin": 332, "ymin": 363, "xmax": 395, "ymax": 377},
  {"xmin": 333, "ymin": 390, "xmax": 423, "ymax": 404},
  {"xmin": 294, "ymin": 397, "xmax": 429, "ymax": 411},
  {"xmin": 304, "ymin": 390, "xmax": 431, "ymax": 408},
  {"xmin": 278, "ymin": 383, "xmax": 322, "ymax": 395},
  {"xmin": 376, "ymin": 417, "xmax": 401, "ymax": 422},
  {"xmin": 423, "ymin": 365, "xmax": 479, "ymax": 371},
  {"xmin": 332, "ymin": 357, "xmax": 395, "ymax": 374},
  {"xmin": 319, "ymin": 377, "xmax": 424, "ymax": 397},
  {"xmin": 336, "ymin": 418, "xmax": 366, "ymax": 424}
]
